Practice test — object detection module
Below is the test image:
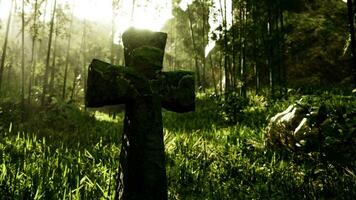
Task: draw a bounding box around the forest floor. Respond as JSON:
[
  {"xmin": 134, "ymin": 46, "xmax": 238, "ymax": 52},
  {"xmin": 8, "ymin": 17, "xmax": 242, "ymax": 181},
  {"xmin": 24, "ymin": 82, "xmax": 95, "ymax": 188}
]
[{"xmin": 0, "ymin": 89, "xmax": 356, "ymax": 199}]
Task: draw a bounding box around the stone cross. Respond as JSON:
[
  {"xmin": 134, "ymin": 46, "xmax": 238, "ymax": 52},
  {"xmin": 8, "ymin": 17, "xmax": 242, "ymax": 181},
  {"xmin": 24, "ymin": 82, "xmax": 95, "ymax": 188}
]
[{"xmin": 85, "ymin": 28, "xmax": 195, "ymax": 200}]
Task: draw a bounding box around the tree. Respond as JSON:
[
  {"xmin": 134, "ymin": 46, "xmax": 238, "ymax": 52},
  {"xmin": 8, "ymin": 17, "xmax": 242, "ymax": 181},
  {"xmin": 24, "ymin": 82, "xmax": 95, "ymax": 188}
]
[
  {"xmin": 81, "ymin": 19, "xmax": 88, "ymax": 102},
  {"xmin": 347, "ymin": 0, "xmax": 356, "ymax": 87},
  {"xmin": 173, "ymin": 0, "xmax": 210, "ymax": 89},
  {"xmin": 0, "ymin": 0, "xmax": 14, "ymax": 95},
  {"xmin": 62, "ymin": 5, "xmax": 74, "ymax": 100},
  {"xmin": 28, "ymin": 0, "xmax": 40, "ymax": 103},
  {"xmin": 41, "ymin": 0, "xmax": 57, "ymax": 105},
  {"xmin": 111, "ymin": 0, "xmax": 120, "ymax": 65},
  {"xmin": 21, "ymin": 0, "xmax": 26, "ymax": 106},
  {"xmin": 49, "ymin": 19, "xmax": 59, "ymax": 97},
  {"xmin": 187, "ymin": 4, "xmax": 202, "ymax": 87}
]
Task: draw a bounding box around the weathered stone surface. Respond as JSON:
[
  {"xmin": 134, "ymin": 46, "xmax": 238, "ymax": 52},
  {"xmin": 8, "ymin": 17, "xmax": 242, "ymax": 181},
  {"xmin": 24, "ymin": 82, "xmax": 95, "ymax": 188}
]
[
  {"xmin": 122, "ymin": 28, "xmax": 167, "ymax": 69},
  {"xmin": 265, "ymin": 99, "xmax": 356, "ymax": 163},
  {"xmin": 265, "ymin": 104, "xmax": 314, "ymax": 151},
  {"xmin": 86, "ymin": 28, "xmax": 195, "ymax": 200},
  {"xmin": 86, "ymin": 59, "xmax": 145, "ymax": 107},
  {"xmin": 86, "ymin": 59, "xmax": 195, "ymax": 112}
]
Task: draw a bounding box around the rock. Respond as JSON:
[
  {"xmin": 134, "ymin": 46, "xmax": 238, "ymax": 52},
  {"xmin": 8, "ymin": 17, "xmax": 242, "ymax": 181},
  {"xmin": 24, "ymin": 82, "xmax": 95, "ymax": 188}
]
[
  {"xmin": 266, "ymin": 97, "xmax": 356, "ymax": 163},
  {"xmin": 266, "ymin": 104, "xmax": 308, "ymax": 151}
]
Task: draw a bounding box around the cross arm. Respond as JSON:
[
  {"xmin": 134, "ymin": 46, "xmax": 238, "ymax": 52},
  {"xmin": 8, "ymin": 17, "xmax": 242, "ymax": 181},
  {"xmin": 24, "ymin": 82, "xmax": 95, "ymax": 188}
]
[
  {"xmin": 86, "ymin": 59, "xmax": 148, "ymax": 107},
  {"xmin": 160, "ymin": 71, "xmax": 195, "ymax": 113}
]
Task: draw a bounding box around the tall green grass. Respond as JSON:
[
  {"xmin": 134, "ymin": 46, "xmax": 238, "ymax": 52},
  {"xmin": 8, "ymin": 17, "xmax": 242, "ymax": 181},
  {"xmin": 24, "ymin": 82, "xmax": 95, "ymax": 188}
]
[{"xmin": 0, "ymin": 91, "xmax": 355, "ymax": 199}]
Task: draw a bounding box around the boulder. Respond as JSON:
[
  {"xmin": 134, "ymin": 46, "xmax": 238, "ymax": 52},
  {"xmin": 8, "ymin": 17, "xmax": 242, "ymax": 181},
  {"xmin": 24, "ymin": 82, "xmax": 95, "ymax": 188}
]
[{"xmin": 265, "ymin": 97, "xmax": 356, "ymax": 163}]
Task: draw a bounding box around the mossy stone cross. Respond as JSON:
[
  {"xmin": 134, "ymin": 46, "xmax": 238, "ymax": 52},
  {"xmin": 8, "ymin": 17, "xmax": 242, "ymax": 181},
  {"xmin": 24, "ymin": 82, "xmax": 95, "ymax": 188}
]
[{"xmin": 86, "ymin": 28, "xmax": 195, "ymax": 200}]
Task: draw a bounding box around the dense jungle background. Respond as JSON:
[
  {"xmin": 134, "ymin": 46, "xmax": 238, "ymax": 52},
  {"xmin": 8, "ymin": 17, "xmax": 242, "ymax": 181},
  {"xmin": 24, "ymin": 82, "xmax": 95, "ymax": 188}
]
[{"xmin": 0, "ymin": 0, "xmax": 356, "ymax": 199}]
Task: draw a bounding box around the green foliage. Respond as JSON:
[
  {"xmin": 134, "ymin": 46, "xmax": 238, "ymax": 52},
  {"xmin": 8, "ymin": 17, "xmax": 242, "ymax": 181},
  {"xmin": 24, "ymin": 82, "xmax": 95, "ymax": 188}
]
[
  {"xmin": 0, "ymin": 103, "xmax": 122, "ymax": 199},
  {"xmin": 164, "ymin": 92, "xmax": 356, "ymax": 199},
  {"xmin": 215, "ymin": 92, "xmax": 249, "ymax": 124},
  {"xmin": 284, "ymin": 0, "xmax": 351, "ymax": 86},
  {"xmin": 266, "ymin": 94, "xmax": 356, "ymax": 164},
  {"xmin": 1, "ymin": 91, "xmax": 356, "ymax": 199}
]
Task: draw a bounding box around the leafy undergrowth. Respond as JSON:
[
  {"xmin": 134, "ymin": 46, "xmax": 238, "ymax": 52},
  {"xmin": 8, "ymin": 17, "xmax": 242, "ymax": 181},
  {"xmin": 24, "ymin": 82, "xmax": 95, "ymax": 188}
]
[
  {"xmin": 0, "ymin": 102, "xmax": 122, "ymax": 199},
  {"xmin": 165, "ymin": 92, "xmax": 356, "ymax": 199},
  {"xmin": 0, "ymin": 91, "xmax": 355, "ymax": 199}
]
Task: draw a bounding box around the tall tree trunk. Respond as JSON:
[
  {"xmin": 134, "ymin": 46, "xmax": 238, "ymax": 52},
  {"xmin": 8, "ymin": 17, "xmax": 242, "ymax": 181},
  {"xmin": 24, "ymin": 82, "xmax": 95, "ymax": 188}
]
[
  {"xmin": 275, "ymin": 3, "xmax": 282, "ymax": 96},
  {"xmin": 21, "ymin": 0, "xmax": 26, "ymax": 105},
  {"xmin": 81, "ymin": 20, "xmax": 88, "ymax": 102},
  {"xmin": 6, "ymin": 63, "xmax": 12, "ymax": 96},
  {"xmin": 20, "ymin": 0, "xmax": 26, "ymax": 121},
  {"xmin": 70, "ymin": 69, "xmax": 78, "ymax": 101},
  {"xmin": 187, "ymin": 5, "xmax": 201, "ymax": 88},
  {"xmin": 111, "ymin": 1, "xmax": 116, "ymax": 64},
  {"xmin": 173, "ymin": 16, "xmax": 177, "ymax": 70},
  {"xmin": 255, "ymin": 38, "xmax": 260, "ymax": 94},
  {"xmin": 231, "ymin": 0, "xmax": 237, "ymax": 89},
  {"xmin": 41, "ymin": 0, "xmax": 57, "ymax": 105},
  {"xmin": 347, "ymin": 0, "xmax": 356, "ymax": 87},
  {"xmin": 62, "ymin": 9, "xmax": 74, "ymax": 100},
  {"xmin": 221, "ymin": 0, "xmax": 231, "ymax": 93},
  {"xmin": 267, "ymin": 8, "xmax": 275, "ymax": 99},
  {"xmin": 28, "ymin": 0, "xmax": 39, "ymax": 104},
  {"xmin": 210, "ymin": 55, "xmax": 218, "ymax": 94},
  {"xmin": 279, "ymin": 3, "xmax": 287, "ymax": 94},
  {"xmin": 111, "ymin": 0, "xmax": 121, "ymax": 65},
  {"xmin": 49, "ymin": 23, "xmax": 58, "ymax": 98},
  {"xmin": 0, "ymin": 0, "xmax": 14, "ymax": 95},
  {"xmin": 201, "ymin": 0, "xmax": 208, "ymax": 90},
  {"xmin": 240, "ymin": 2, "xmax": 247, "ymax": 98},
  {"xmin": 219, "ymin": 52, "xmax": 223, "ymax": 94},
  {"xmin": 110, "ymin": 24, "xmax": 116, "ymax": 64}
]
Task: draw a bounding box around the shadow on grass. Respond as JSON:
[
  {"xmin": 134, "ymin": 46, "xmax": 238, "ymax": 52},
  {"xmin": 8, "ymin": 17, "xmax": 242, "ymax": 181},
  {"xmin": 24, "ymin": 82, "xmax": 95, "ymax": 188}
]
[
  {"xmin": 162, "ymin": 95, "xmax": 227, "ymax": 133},
  {"xmin": 0, "ymin": 102, "xmax": 123, "ymax": 150}
]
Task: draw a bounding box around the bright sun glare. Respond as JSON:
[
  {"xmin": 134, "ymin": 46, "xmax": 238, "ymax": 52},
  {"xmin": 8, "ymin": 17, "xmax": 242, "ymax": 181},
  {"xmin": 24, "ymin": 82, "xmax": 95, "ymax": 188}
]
[
  {"xmin": 0, "ymin": 0, "xmax": 172, "ymax": 43},
  {"xmin": 71, "ymin": 0, "xmax": 173, "ymax": 43}
]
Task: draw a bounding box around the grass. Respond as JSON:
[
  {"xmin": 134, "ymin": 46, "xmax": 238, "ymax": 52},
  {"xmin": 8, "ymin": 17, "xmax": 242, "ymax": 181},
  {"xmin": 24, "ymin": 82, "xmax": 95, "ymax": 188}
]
[{"xmin": 0, "ymin": 91, "xmax": 356, "ymax": 199}]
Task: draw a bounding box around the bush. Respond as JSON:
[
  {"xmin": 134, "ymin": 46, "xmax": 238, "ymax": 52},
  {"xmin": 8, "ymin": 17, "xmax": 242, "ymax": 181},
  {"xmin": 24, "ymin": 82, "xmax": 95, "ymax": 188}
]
[{"xmin": 215, "ymin": 92, "xmax": 249, "ymax": 124}]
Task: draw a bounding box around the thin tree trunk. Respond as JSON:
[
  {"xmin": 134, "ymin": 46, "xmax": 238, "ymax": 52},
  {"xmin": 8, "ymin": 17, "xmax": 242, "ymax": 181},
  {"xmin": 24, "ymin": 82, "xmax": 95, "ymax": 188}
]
[
  {"xmin": 111, "ymin": 1, "xmax": 116, "ymax": 64},
  {"xmin": 111, "ymin": 0, "xmax": 121, "ymax": 65},
  {"xmin": 49, "ymin": 24, "xmax": 58, "ymax": 97},
  {"xmin": 62, "ymin": 9, "xmax": 74, "ymax": 100},
  {"xmin": 187, "ymin": 5, "xmax": 201, "ymax": 88},
  {"xmin": 173, "ymin": 17, "xmax": 177, "ymax": 70},
  {"xmin": 42, "ymin": 0, "xmax": 48, "ymax": 24},
  {"xmin": 219, "ymin": 52, "xmax": 223, "ymax": 94},
  {"xmin": 21, "ymin": 0, "xmax": 26, "ymax": 105},
  {"xmin": 6, "ymin": 63, "xmax": 12, "ymax": 96},
  {"xmin": 201, "ymin": 0, "xmax": 207, "ymax": 89},
  {"xmin": 231, "ymin": 0, "xmax": 236, "ymax": 89},
  {"xmin": 210, "ymin": 55, "xmax": 218, "ymax": 95},
  {"xmin": 70, "ymin": 70, "xmax": 78, "ymax": 101},
  {"xmin": 41, "ymin": 0, "xmax": 57, "ymax": 105},
  {"xmin": 28, "ymin": 0, "xmax": 39, "ymax": 104},
  {"xmin": 268, "ymin": 8, "xmax": 275, "ymax": 99},
  {"xmin": 279, "ymin": 4, "xmax": 287, "ymax": 94},
  {"xmin": 81, "ymin": 20, "xmax": 88, "ymax": 101},
  {"xmin": 219, "ymin": 0, "xmax": 231, "ymax": 93},
  {"xmin": 347, "ymin": 0, "xmax": 356, "ymax": 87},
  {"xmin": 20, "ymin": 0, "xmax": 26, "ymax": 121},
  {"xmin": 0, "ymin": 0, "xmax": 14, "ymax": 95},
  {"xmin": 240, "ymin": 2, "xmax": 247, "ymax": 98}
]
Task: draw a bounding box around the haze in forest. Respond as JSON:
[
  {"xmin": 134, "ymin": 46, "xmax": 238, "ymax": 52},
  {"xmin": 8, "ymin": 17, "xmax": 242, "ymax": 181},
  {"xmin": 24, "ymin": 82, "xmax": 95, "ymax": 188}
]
[
  {"xmin": 0, "ymin": 0, "xmax": 174, "ymax": 43},
  {"xmin": 0, "ymin": 0, "xmax": 354, "ymax": 105},
  {"xmin": 0, "ymin": 0, "xmax": 356, "ymax": 199}
]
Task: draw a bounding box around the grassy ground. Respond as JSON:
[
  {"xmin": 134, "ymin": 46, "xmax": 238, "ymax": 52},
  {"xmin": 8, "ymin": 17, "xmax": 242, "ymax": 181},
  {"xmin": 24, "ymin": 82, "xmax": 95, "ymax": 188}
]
[{"xmin": 0, "ymin": 91, "xmax": 355, "ymax": 199}]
